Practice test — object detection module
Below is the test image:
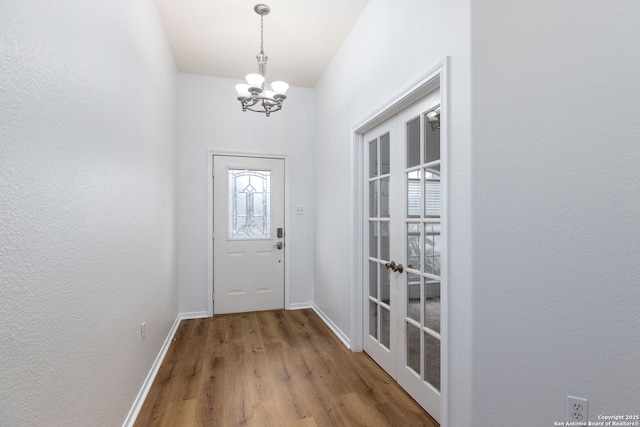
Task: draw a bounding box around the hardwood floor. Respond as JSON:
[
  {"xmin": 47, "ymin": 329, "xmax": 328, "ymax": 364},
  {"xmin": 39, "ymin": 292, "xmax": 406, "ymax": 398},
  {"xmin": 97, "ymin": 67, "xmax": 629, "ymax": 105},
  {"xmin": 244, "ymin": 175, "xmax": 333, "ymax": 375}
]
[{"xmin": 134, "ymin": 309, "xmax": 439, "ymax": 427}]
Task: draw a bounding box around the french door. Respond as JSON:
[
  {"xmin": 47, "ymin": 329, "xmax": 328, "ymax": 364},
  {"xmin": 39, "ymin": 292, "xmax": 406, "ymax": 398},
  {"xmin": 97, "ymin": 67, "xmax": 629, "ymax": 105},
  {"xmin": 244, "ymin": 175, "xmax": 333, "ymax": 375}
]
[{"xmin": 364, "ymin": 91, "xmax": 442, "ymax": 422}]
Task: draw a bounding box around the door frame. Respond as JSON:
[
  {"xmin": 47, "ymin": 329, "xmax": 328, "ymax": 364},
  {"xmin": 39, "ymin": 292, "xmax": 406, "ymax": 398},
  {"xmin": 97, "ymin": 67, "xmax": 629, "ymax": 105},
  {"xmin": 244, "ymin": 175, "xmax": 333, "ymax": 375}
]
[
  {"xmin": 350, "ymin": 58, "xmax": 449, "ymax": 425},
  {"xmin": 207, "ymin": 150, "xmax": 290, "ymax": 317}
]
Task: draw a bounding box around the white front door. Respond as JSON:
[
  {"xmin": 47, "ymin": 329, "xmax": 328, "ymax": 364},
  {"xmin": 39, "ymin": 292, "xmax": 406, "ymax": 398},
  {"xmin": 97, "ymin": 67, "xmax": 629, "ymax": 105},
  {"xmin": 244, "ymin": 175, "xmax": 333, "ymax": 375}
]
[
  {"xmin": 364, "ymin": 91, "xmax": 443, "ymax": 422},
  {"xmin": 213, "ymin": 155, "xmax": 285, "ymax": 314}
]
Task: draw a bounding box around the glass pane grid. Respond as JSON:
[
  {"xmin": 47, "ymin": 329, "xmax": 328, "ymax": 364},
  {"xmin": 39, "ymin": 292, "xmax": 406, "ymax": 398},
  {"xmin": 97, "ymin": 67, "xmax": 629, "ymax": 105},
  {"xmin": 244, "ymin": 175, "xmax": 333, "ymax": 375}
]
[
  {"xmin": 406, "ymin": 273, "xmax": 420, "ymax": 323},
  {"xmin": 380, "ymin": 221, "xmax": 390, "ymax": 261},
  {"xmin": 424, "ymin": 223, "xmax": 441, "ymax": 276},
  {"xmin": 406, "ymin": 116, "xmax": 421, "ymax": 169},
  {"xmin": 420, "ymin": 218, "xmax": 441, "ymax": 224},
  {"xmin": 404, "ymin": 316, "xmax": 421, "ymax": 328},
  {"xmin": 404, "ymin": 164, "xmax": 422, "ymax": 173},
  {"xmin": 424, "ymin": 168, "xmax": 441, "ymax": 218},
  {"xmin": 379, "ymin": 263, "xmax": 390, "ymax": 308},
  {"xmin": 369, "ymin": 222, "xmax": 378, "ymax": 258},
  {"xmin": 422, "ymin": 327, "xmax": 441, "ymax": 340},
  {"xmin": 406, "ymin": 170, "xmax": 421, "ymax": 219},
  {"xmin": 369, "ymin": 300, "xmax": 378, "ymax": 338},
  {"xmin": 406, "ymin": 321, "xmax": 420, "ymax": 374},
  {"xmin": 380, "ymin": 133, "xmax": 390, "ymax": 175},
  {"xmin": 380, "ymin": 307, "xmax": 391, "ymax": 349},
  {"xmin": 406, "ymin": 223, "xmax": 420, "ymax": 271},
  {"xmin": 369, "ymin": 139, "xmax": 378, "ymax": 178},
  {"xmin": 403, "ymin": 107, "xmax": 442, "ymax": 393},
  {"xmin": 424, "ymin": 110, "xmax": 441, "ymax": 164},
  {"xmin": 423, "ymin": 159, "xmax": 440, "ymax": 169},
  {"xmin": 423, "ymin": 331, "xmax": 441, "ymax": 390},
  {"xmin": 423, "ymin": 277, "xmax": 440, "ymax": 334},
  {"xmin": 369, "ymin": 181, "xmax": 378, "ymax": 218},
  {"xmin": 368, "ymin": 260, "xmax": 378, "ymax": 299},
  {"xmin": 367, "ymin": 133, "xmax": 391, "ymax": 348},
  {"xmin": 380, "ymin": 177, "xmax": 390, "ymax": 218}
]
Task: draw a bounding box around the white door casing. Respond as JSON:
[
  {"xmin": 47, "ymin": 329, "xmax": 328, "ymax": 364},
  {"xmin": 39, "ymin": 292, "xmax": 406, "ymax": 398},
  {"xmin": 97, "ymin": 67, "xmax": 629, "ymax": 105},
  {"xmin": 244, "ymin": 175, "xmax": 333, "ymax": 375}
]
[
  {"xmin": 363, "ymin": 90, "xmax": 443, "ymax": 422},
  {"xmin": 213, "ymin": 155, "xmax": 285, "ymax": 314}
]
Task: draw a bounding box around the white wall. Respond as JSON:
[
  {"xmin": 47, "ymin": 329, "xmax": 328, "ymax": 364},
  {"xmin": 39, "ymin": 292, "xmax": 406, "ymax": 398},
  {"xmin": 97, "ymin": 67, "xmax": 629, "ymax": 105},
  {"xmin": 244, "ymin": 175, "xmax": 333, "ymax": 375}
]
[
  {"xmin": 0, "ymin": 1, "xmax": 178, "ymax": 426},
  {"xmin": 470, "ymin": 0, "xmax": 640, "ymax": 424},
  {"xmin": 177, "ymin": 73, "xmax": 314, "ymax": 313},
  {"xmin": 313, "ymin": 0, "xmax": 472, "ymax": 425}
]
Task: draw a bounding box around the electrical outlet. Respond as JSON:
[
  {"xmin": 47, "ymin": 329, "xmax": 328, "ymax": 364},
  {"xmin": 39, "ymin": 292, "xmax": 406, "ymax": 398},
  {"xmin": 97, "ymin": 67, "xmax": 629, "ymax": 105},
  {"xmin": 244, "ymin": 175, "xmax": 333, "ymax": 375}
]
[
  {"xmin": 567, "ymin": 396, "xmax": 588, "ymax": 422},
  {"xmin": 141, "ymin": 322, "xmax": 146, "ymax": 343}
]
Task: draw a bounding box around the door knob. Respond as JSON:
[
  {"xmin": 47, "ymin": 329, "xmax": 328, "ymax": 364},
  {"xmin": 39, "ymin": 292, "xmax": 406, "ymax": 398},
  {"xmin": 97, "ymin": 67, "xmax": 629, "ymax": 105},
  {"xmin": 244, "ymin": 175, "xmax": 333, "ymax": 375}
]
[
  {"xmin": 273, "ymin": 241, "xmax": 284, "ymax": 250},
  {"xmin": 385, "ymin": 261, "xmax": 403, "ymax": 273}
]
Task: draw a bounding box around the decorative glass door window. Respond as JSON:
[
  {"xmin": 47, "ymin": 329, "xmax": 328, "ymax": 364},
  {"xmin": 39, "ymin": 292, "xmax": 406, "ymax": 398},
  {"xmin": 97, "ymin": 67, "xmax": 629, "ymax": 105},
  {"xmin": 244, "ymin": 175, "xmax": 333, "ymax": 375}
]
[{"xmin": 228, "ymin": 169, "xmax": 271, "ymax": 239}]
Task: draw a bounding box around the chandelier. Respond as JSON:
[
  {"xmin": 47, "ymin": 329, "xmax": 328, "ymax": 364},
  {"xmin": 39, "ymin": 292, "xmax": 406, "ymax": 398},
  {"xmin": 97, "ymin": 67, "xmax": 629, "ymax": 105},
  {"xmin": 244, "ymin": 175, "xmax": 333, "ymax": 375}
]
[{"xmin": 235, "ymin": 4, "xmax": 289, "ymax": 117}]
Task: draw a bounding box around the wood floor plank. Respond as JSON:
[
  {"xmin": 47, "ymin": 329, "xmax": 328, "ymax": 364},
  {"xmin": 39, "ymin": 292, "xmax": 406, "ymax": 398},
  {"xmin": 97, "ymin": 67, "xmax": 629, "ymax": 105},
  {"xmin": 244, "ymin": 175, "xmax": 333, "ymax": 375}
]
[
  {"xmin": 159, "ymin": 398, "xmax": 198, "ymax": 427},
  {"xmin": 253, "ymin": 310, "xmax": 286, "ymax": 347},
  {"xmin": 242, "ymin": 312, "xmax": 265, "ymax": 353},
  {"xmin": 286, "ymin": 417, "xmax": 318, "ymax": 427},
  {"xmin": 330, "ymin": 392, "xmax": 388, "ymax": 427},
  {"xmin": 263, "ymin": 341, "xmax": 319, "ymax": 423},
  {"xmin": 134, "ymin": 309, "xmax": 438, "ymax": 427},
  {"xmin": 375, "ymin": 400, "xmax": 438, "ymax": 427}
]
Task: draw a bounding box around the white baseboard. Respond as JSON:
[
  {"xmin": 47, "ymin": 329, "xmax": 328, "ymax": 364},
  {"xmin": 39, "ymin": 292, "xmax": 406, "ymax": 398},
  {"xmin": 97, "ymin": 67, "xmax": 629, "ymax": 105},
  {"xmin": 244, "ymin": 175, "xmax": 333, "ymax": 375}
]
[
  {"xmin": 312, "ymin": 303, "xmax": 352, "ymax": 350},
  {"xmin": 122, "ymin": 311, "xmax": 210, "ymax": 427},
  {"xmin": 288, "ymin": 301, "xmax": 313, "ymax": 310},
  {"xmin": 179, "ymin": 311, "xmax": 209, "ymax": 320},
  {"xmin": 122, "ymin": 314, "xmax": 181, "ymax": 427}
]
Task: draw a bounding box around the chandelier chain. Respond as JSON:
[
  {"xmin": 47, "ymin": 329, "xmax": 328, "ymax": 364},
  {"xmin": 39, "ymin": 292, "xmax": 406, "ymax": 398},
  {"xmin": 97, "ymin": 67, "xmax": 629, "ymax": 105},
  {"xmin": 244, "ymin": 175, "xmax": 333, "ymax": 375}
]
[{"xmin": 260, "ymin": 15, "xmax": 264, "ymax": 53}]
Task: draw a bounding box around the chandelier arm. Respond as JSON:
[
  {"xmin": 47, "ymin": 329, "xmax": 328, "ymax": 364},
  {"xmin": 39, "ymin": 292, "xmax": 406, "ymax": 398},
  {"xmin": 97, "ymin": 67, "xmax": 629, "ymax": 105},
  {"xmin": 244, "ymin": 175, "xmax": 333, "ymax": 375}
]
[
  {"xmin": 244, "ymin": 104, "xmax": 282, "ymax": 117},
  {"xmin": 241, "ymin": 98, "xmax": 260, "ymax": 109},
  {"xmin": 240, "ymin": 94, "xmax": 282, "ymax": 111}
]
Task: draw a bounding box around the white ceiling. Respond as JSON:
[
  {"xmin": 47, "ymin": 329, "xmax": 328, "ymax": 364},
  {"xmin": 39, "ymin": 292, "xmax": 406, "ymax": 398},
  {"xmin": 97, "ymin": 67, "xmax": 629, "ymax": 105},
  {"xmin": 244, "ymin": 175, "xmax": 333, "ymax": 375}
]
[{"xmin": 155, "ymin": 0, "xmax": 369, "ymax": 88}]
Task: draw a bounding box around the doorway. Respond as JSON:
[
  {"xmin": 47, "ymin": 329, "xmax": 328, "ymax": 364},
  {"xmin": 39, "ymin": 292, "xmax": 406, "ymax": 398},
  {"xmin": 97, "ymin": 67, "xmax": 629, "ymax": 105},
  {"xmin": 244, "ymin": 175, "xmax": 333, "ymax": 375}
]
[
  {"xmin": 212, "ymin": 155, "xmax": 286, "ymax": 314},
  {"xmin": 352, "ymin": 61, "xmax": 448, "ymax": 423},
  {"xmin": 363, "ymin": 91, "xmax": 442, "ymax": 421}
]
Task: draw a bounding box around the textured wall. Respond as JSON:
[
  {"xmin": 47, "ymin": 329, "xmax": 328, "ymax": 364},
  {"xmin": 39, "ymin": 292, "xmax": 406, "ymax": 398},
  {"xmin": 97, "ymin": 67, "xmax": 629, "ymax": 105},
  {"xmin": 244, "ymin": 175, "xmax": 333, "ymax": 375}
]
[
  {"xmin": 0, "ymin": 1, "xmax": 178, "ymax": 426},
  {"xmin": 470, "ymin": 0, "xmax": 640, "ymax": 423},
  {"xmin": 177, "ymin": 73, "xmax": 315, "ymax": 313}
]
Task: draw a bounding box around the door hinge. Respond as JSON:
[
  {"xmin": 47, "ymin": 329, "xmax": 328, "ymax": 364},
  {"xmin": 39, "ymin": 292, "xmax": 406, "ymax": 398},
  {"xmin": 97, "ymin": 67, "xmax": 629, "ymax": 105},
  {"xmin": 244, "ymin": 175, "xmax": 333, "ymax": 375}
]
[
  {"xmin": 212, "ymin": 167, "xmax": 215, "ymax": 177},
  {"xmin": 212, "ymin": 292, "xmax": 215, "ymax": 302},
  {"xmin": 212, "ymin": 229, "xmax": 215, "ymax": 240}
]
